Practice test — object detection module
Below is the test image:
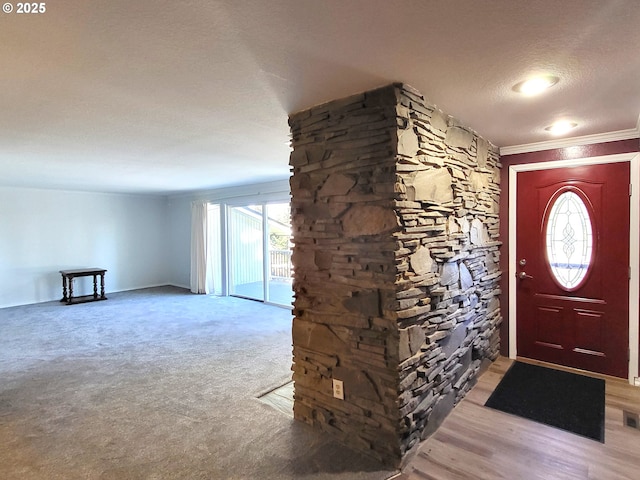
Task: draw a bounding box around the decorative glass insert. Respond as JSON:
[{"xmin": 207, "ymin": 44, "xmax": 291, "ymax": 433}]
[{"xmin": 545, "ymin": 191, "xmax": 593, "ymax": 289}]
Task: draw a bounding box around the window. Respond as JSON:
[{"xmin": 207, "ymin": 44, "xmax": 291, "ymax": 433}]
[{"xmin": 545, "ymin": 190, "xmax": 594, "ymax": 290}]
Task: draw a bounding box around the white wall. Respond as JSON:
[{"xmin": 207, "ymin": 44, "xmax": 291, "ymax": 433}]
[
  {"xmin": 166, "ymin": 195, "xmax": 192, "ymax": 289},
  {"xmin": 166, "ymin": 180, "xmax": 290, "ymax": 290},
  {"xmin": 0, "ymin": 187, "xmax": 168, "ymax": 308}
]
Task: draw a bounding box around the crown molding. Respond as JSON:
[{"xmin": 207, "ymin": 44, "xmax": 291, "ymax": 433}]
[{"xmin": 500, "ymin": 127, "xmax": 640, "ymax": 156}]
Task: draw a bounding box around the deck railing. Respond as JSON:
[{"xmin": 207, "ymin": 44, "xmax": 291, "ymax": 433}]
[{"xmin": 269, "ymin": 249, "xmax": 292, "ymax": 280}]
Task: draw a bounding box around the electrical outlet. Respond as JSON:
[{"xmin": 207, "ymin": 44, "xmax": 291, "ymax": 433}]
[
  {"xmin": 634, "ymin": 377, "xmax": 640, "ymax": 387},
  {"xmin": 332, "ymin": 379, "xmax": 344, "ymax": 400}
]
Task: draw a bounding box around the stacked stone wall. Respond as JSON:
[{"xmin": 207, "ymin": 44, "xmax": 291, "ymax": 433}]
[
  {"xmin": 289, "ymin": 83, "xmax": 502, "ymax": 465},
  {"xmin": 393, "ymin": 84, "xmax": 502, "ymax": 455},
  {"xmin": 289, "ymin": 86, "xmax": 402, "ymax": 463}
]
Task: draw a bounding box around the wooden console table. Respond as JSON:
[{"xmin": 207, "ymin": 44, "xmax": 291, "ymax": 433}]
[{"xmin": 59, "ymin": 268, "xmax": 107, "ymax": 305}]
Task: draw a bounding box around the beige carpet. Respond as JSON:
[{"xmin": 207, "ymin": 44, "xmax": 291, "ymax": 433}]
[{"xmin": 0, "ymin": 286, "xmax": 397, "ymax": 480}]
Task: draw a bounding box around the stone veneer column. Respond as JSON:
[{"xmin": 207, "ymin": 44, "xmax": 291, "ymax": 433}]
[{"xmin": 289, "ymin": 83, "xmax": 502, "ymax": 465}]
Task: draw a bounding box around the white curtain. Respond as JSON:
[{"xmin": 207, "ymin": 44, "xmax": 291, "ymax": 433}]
[
  {"xmin": 206, "ymin": 204, "xmax": 222, "ymax": 295},
  {"xmin": 190, "ymin": 201, "xmax": 209, "ymax": 294}
]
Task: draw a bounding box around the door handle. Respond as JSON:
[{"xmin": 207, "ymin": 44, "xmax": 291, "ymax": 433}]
[{"xmin": 518, "ymin": 271, "xmax": 533, "ymax": 280}]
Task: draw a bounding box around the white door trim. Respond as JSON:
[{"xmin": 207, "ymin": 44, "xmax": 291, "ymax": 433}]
[{"xmin": 508, "ymin": 152, "xmax": 640, "ymax": 385}]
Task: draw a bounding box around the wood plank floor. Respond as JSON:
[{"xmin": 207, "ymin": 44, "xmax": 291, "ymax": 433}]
[
  {"xmin": 257, "ymin": 380, "xmax": 294, "ymax": 417},
  {"xmin": 397, "ymin": 356, "xmax": 640, "ymax": 480}
]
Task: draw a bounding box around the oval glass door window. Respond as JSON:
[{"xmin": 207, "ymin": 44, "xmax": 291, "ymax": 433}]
[{"xmin": 545, "ymin": 191, "xmax": 594, "ymax": 290}]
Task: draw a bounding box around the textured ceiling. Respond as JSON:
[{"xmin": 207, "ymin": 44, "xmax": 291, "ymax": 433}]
[{"xmin": 1, "ymin": 0, "xmax": 639, "ymax": 194}]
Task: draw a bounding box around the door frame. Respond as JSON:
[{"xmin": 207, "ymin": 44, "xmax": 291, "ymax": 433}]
[{"xmin": 508, "ymin": 152, "xmax": 640, "ymax": 384}]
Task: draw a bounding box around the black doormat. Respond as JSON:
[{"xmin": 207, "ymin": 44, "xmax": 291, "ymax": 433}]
[{"xmin": 485, "ymin": 361, "xmax": 605, "ymax": 442}]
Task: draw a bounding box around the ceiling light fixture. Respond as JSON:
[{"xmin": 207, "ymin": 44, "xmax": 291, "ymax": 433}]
[
  {"xmin": 545, "ymin": 120, "xmax": 578, "ymax": 135},
  {"xmin": 512, "ymin": 75, "xmax": 560, "ymax": 96}
]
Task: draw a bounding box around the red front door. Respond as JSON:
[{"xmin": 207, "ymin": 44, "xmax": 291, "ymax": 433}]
[{"xmin": 516, "ymin": 162, "xmax": 630, "ymax": 378}]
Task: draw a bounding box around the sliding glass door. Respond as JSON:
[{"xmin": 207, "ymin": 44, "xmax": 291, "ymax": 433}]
[
  {"xmin": 207, "ymin": 200, "xmax": 292, "ymax": 307},
  {"xmin": 228, "ymin": 205, "xmax": 264, "ymax": 301},
  {"xmin": 266, "ymin": 203, "xmax": 293, "ymax": 306}
]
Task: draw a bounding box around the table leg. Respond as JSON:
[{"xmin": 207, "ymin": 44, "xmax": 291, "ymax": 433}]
[
  {"xmin": 68, "ymin": 277, "xmax": 74, "ymax": 304},
  {"xmin": 93, "ymin": 274, "xmax": 98, "ymax": 299},
  {"xmin": 61, "ymin": 275, "xmax": 68, "ymax": 302},
  {"xmin": 100, "ymin": 273, "xmax": 106, "ymax": 299}
]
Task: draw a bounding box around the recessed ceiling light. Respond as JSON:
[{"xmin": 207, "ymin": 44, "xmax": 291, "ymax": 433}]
[
  {"xmin": 513, "ymin": 75, "xmax": 560, "ymax": 96},
  {"xmin": 545, "ymin": 120, "xmax": 578, "ymax": 135}
]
